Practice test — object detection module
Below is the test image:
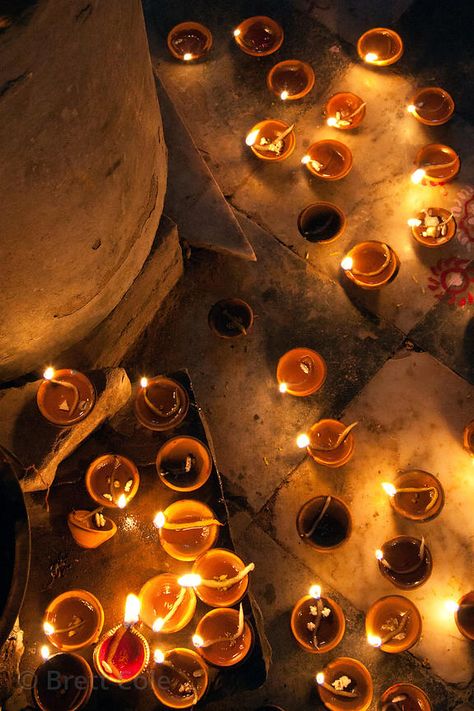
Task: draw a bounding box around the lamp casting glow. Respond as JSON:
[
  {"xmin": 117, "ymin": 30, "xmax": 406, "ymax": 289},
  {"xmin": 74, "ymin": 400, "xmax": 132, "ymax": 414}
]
[
  {"xmin": 309, "ymin": 584, "xmax": 321, "ymax": 599},
  {"xmin": 279, "ymin": 382, "xmax": 288, "ymax": 394},
  {"xmin": 43, "ymin": 621, "xmax": 55, "ymax": 636},
  {"xmin": 365, "ymin": 52, "xmax": 378, "ymax": 63},
  {"xmin": 246, "ymin": 129, "xmax": 260, "ymax": 147},
  {"xmin": 183, "ymin": 53, "xmax": 193, "ymax": 61},
  {"xmin": 301, "ymin": 154, "xmax": 311, "ymax": 165},
  {"xmin": 178, "ymin": 573, "xmax": 202, "ymax": 588},
  {"xmin": 193, "ymin": 634, "xmax": 204, "ymax": 648},
  {"xmin": 407, "ymin": 104, "xmax": 417, "ymax": 114},
  {"xmin": 43, "ymin": 367, "xmax": 55, "ymax": 381},
  {"xmin": 233, "ymin": 28, "xmax": 241, "ymax": 37},
  {"xmin": 375, "ymin": 549, "xmax": 384, "ymax": 561},
  {"xmin": 407, "ymin": 218, "xmax": 422, "ymax": 227},
  {"xmin": 316, "ymin": 672, "xmax": 325, "ymax": 685},
  {"xmin": 124, "ymin": 594, "xmax": 140, "ymax": 626},
  {"xmin": 40, "ymin": 645, "xmax": 50, "ymax": 661},
  {"xmin": 280, "ymin": 90, "xmax": 289, "ymax": 101},
  {"xmin": 154, "ymin": 511, "xmax": 166, "ymax": 529},
  {"xmin": 153, "ymin": 618, "xmax": 165, "ymax": 633},
  {"xmin": 411, "ymin": 168, "xmax": 426, "ymax": 184},
  {"xmin": 367, "ymin": 634, "xmax": 382, "ymax": 647},
  {"xmin": 140, "ymin": 376, "xmax": 148, "ymax": 388},
  {"xmin": 445, "ymin": 600, "xmax": 460, "ymax": 614},
  {"xmin": 341, "ymin": 256, "xmax": 353, "ymax": 271},
  {"xmin": 154, "ymin": 649, "xmax": 165, "ymax": 664},
  {"xmin": 326, "ymin": 117, "xmax": 338, "ymax": 127},
  {"xmin": 382, "ymin": 482, "xmax": 397, "ymax": 497},
  {"xmin": 296, "ymin": 433, "xmax": 310, "ymax": 449},
  {"xmin": 117, "ymin": 494, "xmax": 127, "ymax": 509}
]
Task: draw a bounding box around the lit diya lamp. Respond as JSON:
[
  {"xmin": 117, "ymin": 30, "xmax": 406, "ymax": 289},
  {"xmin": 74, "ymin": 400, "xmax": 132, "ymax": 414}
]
[
  {"xmin": 297, "ymin": 496, "xmax": 352, "ymax": 552},
  {"xmin": 135, "ymin": 375, "xmax": 190, "ymax": 431},
  {"xmin": 375, "ymin": 536, "xmax": 432, "ymax": 589},
  {"xmin": 208, "ymin": 298, "xmax": 254, "ymax": 338},
  {"xmin": 302, "ymin": 140, "xmax": 352, "ymax": 180},
  {"xmin": 154, "ymin": 500, "xmax": 223, "ymax": 562},
  {"xmin": 411, "ymin": 144, "xmax": 460, "ymax": 186},
  {"xmin": 193, "ymin": 604, "xmax": 253, "ymax": 667},
  {"xmin": 85, "ymin": 453, "xmax": 139, "ymax": 509},
  {"xmin": 291, "ymin": 584, "xmax": 345, "ymax": 653},
  {"xmin": 245, "ymin": 120, "xmax": 296, "ymax": 162},
  {"xmin": 139, "ymin": 573, "xmax": 196, "ymax": 633},
  {"xmin": 267, "ymin": 60, "xmax": 315, "ymax": 101},
  {"xmin": 366, "ymin": 595, "xmax": 422, "ymax": 653},
  {"xmin": 381, "ymin": 471, "xmax": 444, "ymax": 522},
  {"xmin": 297, "ymin": 419, "xmax": 357, "ymax": 468},
  {"xmin": 451, "ymin": 592, "xmax": 474, "ymax": 640},
  {"xmin": 408, "ymin": 208, "xmax": 456, "ymax": 247},
  {"xmin": 43, "ymin": 589, "xmax": 104, "ymax": 651},
  {"xmin": 357, "ymin": 28, "xmax": 404, "ymax": 66},
  {"xmin": 325, "ymin": 93, "xmax": 366, "ymax": 130},
  {"xmin": 463, "ymin": 420, "xmax": 474, "ymax": 457},
  {"xmin": 166, "ymin": 22, "xmax": 212, "ymax": 62},
  {"xmin": 233, "ymin": 16, "xmax": 283, "ymax": 57},
  {"xmin": 94, "ymin": 594, "xmax": 149, "ymax": 684},
  {"xmin": 407, "ymin": 87, "xmax": 454, "ymax": 126},
  {"xmin": 276, "ymin": 347, "xmax": 326, "ymax": 396},
  {"xmin": 156, "ymin": 436, "xmax": 212, "ymax": 493},
  {"xmin": 179, "ymin": 548, "xmax": 255, "ymax": 607},
  {"xmin": 379, "ymin": 683, "xmax": 432, "ymax": 711},
  {"xmin": 152, "ymin": 647, "xmax": 208, "ymax": 709},
  {"xmin": 316, "ymin": 658, "xmax": 373, "ymax": 711},
  {"xmin": 341, "ymin": 241, "xmax": 399, "ymax": 289},
  {"xmin": 34, "ymin": 648, "xmax": 93, "ymax": 711},
  {"xmin": 297, "ymin": 202, "xmax": 346, "ymax": 244},
  {"xmin": 67, "ymin": 507, "xmax": 117, "ymax": 548},
  {"xmin": 37, "ymin": 367, "xmax": 95, "ymax": 426}
]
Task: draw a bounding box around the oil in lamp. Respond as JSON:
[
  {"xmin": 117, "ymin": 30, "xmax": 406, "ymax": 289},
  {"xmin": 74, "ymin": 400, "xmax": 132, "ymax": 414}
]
[
  {"xmin": 167, "ymin": 22, "xmax": 212, "ymax": 62},
  {"xmin": 357, "ymin": 28, "xmax": 403, "ymax": 66},
  {"xmin": 291, "ymin": 584, "xmax": 345, "ymax": 653},
  {"xmin": 276, "ymin": 347, "xmax": 326, "ymax": 396},
  {"xmin": 37, "ymin": 367, "xmax": 95, "ymax": 426}
]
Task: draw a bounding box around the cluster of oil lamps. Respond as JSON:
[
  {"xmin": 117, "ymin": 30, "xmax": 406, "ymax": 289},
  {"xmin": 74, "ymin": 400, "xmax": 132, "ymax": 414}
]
[{"xmin": 34, "ymin": 368, "xmax": 256, "ymax": 710}]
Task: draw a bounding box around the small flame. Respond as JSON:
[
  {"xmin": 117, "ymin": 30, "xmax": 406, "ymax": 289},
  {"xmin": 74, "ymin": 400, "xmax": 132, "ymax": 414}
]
[
  {"xmin": 296, "ymin": 433, "xmax": 310, "ymax": 449},
  {"xmin": 365, "ymin": 52, "xmax": 378, "ymax": 63},
  {"xmin": 117, "ymin": 494, "xmax": 127, "ymax": 509},
  {"xmin": 309, "ymin": 584, "xmax": 321, "ymax": 599},
  {"xmin": 153, "ymin": 618, "xmax": 164, "ymax": 633},
  {"xmin": 40, "ymin": 645, "xmax": 50, "ymax": 661},
  {"xmin": 316, "ymin": 672, "xmax": 325, "ymax": 685},
  {"xmin": 192, "ymin": 634, "xmax": 204, "ymax": 648},
  {"xmin": 43, "ymin": 621, "xmax": 55, "ymax": 636},
  {"xmin": 279, "ymin": 382, "xmax": 288, "ymax": 394},
  {"xmin": 245, "ymin": 129, "xmax": 260, "ymax": 147},
  {"xmin": 411, "ymin": 168, "xmax": 426, "ymax": 185},
  {"xmin": 382, "ymin": 482, "xmax": 397, "ymax": 497},
  {"xmin": 140, "ymin": 376, "xmax": 148, "ymax": 388},
  {"xmin": 124, "ymin": 594, "xmax": 140, "ymax": 625},
  {"xmin": 280, "ymin": 90, "xmax": 289, "ymax": 101},
  {"xmin": 326, "ymin": 117, "xmax": 338, "ymax": 127},
  {"xmin": 154, "ymin": 648, "xmax": 165, "ymax": 664},
  {"xmin": 301, "ymin": 154, "xmax": 311, "ymax": 165},
  {"xmin": 407, "ymin": 217, "xmax": 422, "ymax": 227},
  {"xmin": 367, "ymin": 634, "xmax": 382, "ymax": 647},
  {"xmin": 183, "ymin": 53, "xmax": 193, "ymax": 61},
  {"xmin": 375, "ymin": 549, "xmax": 384, "ymax": 561},
  {"xmin": 445, "ymin": 600, "xmax": 460, "ymax": 614},
  {"xmin": 43, "ymin": 367, "xmax": 55, "ymax": 381},
  {"xmin": 233, "ymin": 28, "xmax": 241, "ymax": 37},
  {"xmin": 153, "ymin": 511, "xmax": 166, "ymax": 529},
  {"xmin": 407, "ymin": 104, "xmax": 416, "ymax": 114},
  {"xmin": 178, "ymin": 573, "xmax": 202, "ymax": 588},
  {"xmin": 341, "ymin": 256, "xmax": 353, "ymax": 271}
]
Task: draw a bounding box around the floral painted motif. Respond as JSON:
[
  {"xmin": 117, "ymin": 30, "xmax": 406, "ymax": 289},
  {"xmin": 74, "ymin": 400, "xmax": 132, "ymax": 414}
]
[
  {"xmin": 427, "ymin": 257, "xmax": 474, "ymax": 307},
  {"xmin": 451, "ymin": 187, "xmax": 474, "ymax": 245}
]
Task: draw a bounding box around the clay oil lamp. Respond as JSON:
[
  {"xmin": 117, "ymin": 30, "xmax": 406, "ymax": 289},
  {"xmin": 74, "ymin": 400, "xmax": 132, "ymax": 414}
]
[
  {"xmin": 316, "ymin": 657, "xmax": 373, "ymax": 711},
  {"xmin": 378, "ymin": 683, "xmax": 432, "ymax": 710},
  {"xmin": 381, "ymin": 471, "xmax": 444, "ymax": 522},
  {"xmin": 408, "ymin": 208, "xmax": 456, "ymax": 247},
  {"xmin": 208, "ymin": 298, "xmax": 254, "ymax": 338},
  {"xmin": 139, "ymin": 573, "xmax": 196, "ymax": 634},
  {"xmin": 411, "ymin": 144, "xmax": 460, "ymax": 186},
  {"xmin": 167, "ymin": 22, "xmax": 212, "ymax": 62},
  {"xmin": 151, "ymin": 647, "xmax": 209, "ymax": 709},
  {"xmin": 277, "ymin": 347, "xmax": 326, "ymax": 397},
  {"xmin": 233, "ymin": 16, "xmax": 283, "ymax": 57},
  {"xmin": 33, "ymin": 648, "xmax": 93, "ymax": 711},
  {"xmin": 193, "ymin": 603, "xmax": 253, "ymax": 667},
  {"xmin": 68, "ymin": 507, "xmax": 117, "ymax": 548},
  {"xmin": 245, "ymin": 120, "xmax": 296, "ymax": 162},
  {"xmin": 463, "ymin": 420, "xmax": 474, "ymax": 457},
  {"xmin": 341, "ymin": 241, "xmax": 399, "ymax": 289},
  {"xmin": 267, "ymin": 60, "xmax": 315, "ymax": 101},
  {"xmin": 135, "ymin": 375, "xmax": 190, "ymax": 431},
  {"xmin": 357, "ymin": 28, "xmax": 403, "ymax": 66},
  {"xmin": 297, "ymin": 496, "xmax": 352, "ymax": 552},
  {"xmin": 94, "ymin": 594, "xmax": 150, "ymax": 684},
  {"xmin": 154, "ymin": 500, "xmax": 223, "ymax": 562},
  {"xmin": 375, "ymin": 536, "xmax": 432, "ymax": 590},
  {"xmin": 179, "ymin": 548, "xmax": 254, "ymax": 607},
  {"xmin": 452, "ymin": 592, "xmax": 474, "ymax": 640},
  {"xmin": 156, "ymin": 436, "xmax": 212, "ymax": 493},
  {"xmin": 85, "ymin": 453, "xmax": 139, "ymax": 509},
  {"xmin": 366, "ymin": 595, "xmax": 422, "ymax": 653},
  {"xmin": 297, "ymin": 202, "xmax": 346, "ymax": 244},
  {"xmin": 325, "ymin": 93, "xmax": 366, "ymax": 130},
  {"xmin": 302, "ymin": 140, "xmax": 352, "ymax": 181},
  {"xmin": 297, "ymin": 420, "xmax": 357, "ymax": 468},
  {"xmin": 291, "ymin": 584, "xmax": 345, "ymax": 653},
  {"xmin": 407, "ymin": 87, "xmax": 454, "ymax": 126},
  {"xmin": 43, "ymin": 589, "xmax": 104, "ymax": 651},
  {"xmin": 37, "ymin": 367, "xmax": 95, "ymax": 426}
]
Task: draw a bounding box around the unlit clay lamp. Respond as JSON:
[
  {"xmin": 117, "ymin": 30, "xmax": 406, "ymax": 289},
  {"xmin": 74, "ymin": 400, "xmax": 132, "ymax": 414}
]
[
  {"xmin": 454, "ymin": 591, "xmax": 474, "ymax": 640},
  {"xmin": 154, "ymin": 500, "xmax": 223, "ymax": 561},
  {"xmin": 94, "ymin": 594, "xmax": 149, "ymax": 685},
  {"xmin": 357, "ymin": 28, "xmax": 403, "ymax": 66},
  {"xmin": 151, "ymin": 647, "xmax": 209, "ymax": 709},
  {"xmin": 379, "ymin": 683, "xmax": 432, "ymax": 710},
  {"xmin": 297, "ymin": 496, "xmax": 352, "ymax": 552},
  {"xmin": 382, "ymin": 471, "xmax": 444, "ymax": 522},
  {"xmin": 37, "ymin": 367, "xmax": 95, "ymax": 426},
  {"xmin": 233, "ymin": 16, "xmax": 283, "ymax": 56},
  {"xmin": 68, "ymin": 507, "xmax": 117, "ymax": 548},
  {"xmin": 167, "ymin": 22, "xmax": 212, "ymax": 61},
  {"xmin": 208, "ymin": 298, "xmax": 254, "ymax": 338},
  {"xmin": 193, "ymin": 604, "xmax": 253, "ymax": 667},
  {"xmin": 376, "ymin": 536, "xmax": 432, "ymax": 589},
  {"xmin": 181, "ymin": 548, "xmax": 254, "ymax": 607},
  {"xmin": 156, "ymin": 436, "xmax": 212, "ymax": 493},
  {"xmin": 267, "ymin": 60, "xmax": 315, "ymax": 101},
  {"xmin": 408, "ymin": 208, "xmax": 456, "ymax": 247},
  {"xmin": 411, "ymin": 144, "xmax": 460, "ymax": 186},
  {"xmin": 302, "ymin": 140, "xmax": 352, "ymax": 180},
  {"xmin": 44, "ymin": 589, "xmax": 104, "ymax": 651},
  {"xmin": 139, "ymin": 573, "xmax": 197, "ymax": 633},
  {"xmin": 34, "ymin": 651, "xmax": 93, "ymax": 711},
  {"xmin": 341, "ymin": 241, "xmax": 399, "ymax": 289},
  {"xmin": 291, "ymin": 584, "xmax": 345, "ymax": 654},
  {"xmin": 246, "ymin": 120, "xmax": 296, "ymax": 162},
  {"xmin": 298, "ymin": 420, "xmax": 357, "ymax": 467},
  {"xmin": 297, "ymin": 202, "xmax": 346, "ymax": 244},
  {"xmin": 325, "ymin": 93, "xmax": 366, "ymax": 129},
  {"xmin": 316, "ymin": 657, "xmax": 373, "ymax": 711},
  {"xmin": 407, "ymin": 87, "xmax": 454, "ymax": 126},
  {"xmin": 135, "ymin": 375, "xmax": 190, "ymax": 431},
  {"xmin": 277, "ymin": 347, "xmax": 326, "ymax": 396},
  {"xmin": 463, "ymin": 420, "xmax": 474, "ymax": 456},
  {"xmin": 85, "ymin": 453, "xmax": 139, "ymax": 509},
  {"xmin": 366, "ymin": 595, "xmax": 422, "ymax": 653}
]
